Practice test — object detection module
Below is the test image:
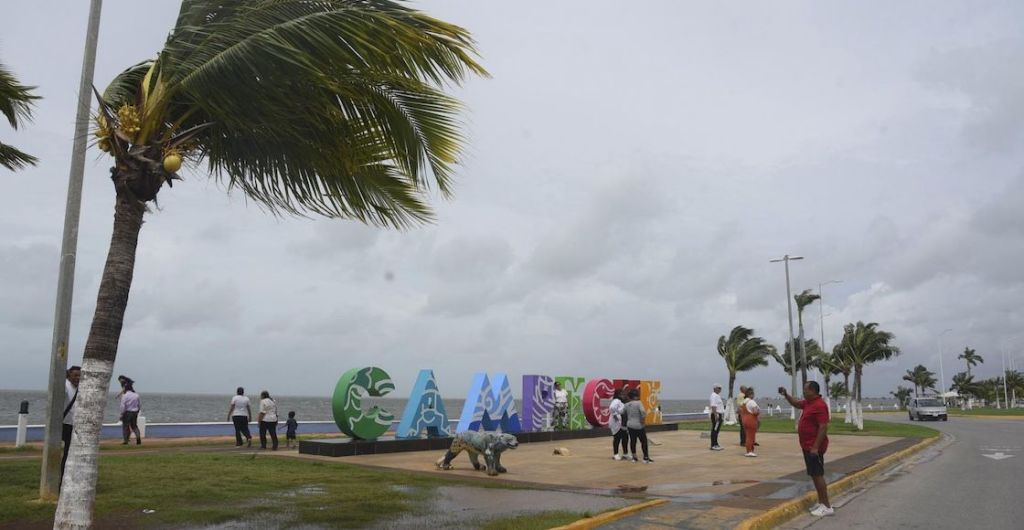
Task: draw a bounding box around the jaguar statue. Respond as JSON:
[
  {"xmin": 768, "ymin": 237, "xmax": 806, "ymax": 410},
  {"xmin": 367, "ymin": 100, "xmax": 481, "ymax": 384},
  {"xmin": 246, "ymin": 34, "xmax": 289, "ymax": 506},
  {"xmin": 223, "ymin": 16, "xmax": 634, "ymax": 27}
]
[{"xmin": 435, "ymin": 431, "xmax": 519, "ymax": 476}]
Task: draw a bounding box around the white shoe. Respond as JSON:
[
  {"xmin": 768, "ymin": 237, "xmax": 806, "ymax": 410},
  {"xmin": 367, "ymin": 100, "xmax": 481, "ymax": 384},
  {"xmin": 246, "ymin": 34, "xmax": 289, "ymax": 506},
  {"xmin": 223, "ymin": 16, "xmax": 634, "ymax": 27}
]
[
  {"xmin": 744, "ymin": 452, "xmax": 757, "ymax": 457},
  {"xmin": 624, "ymin": 454, "xmax": 634, "ymax": 461},
  {"xmin": 808, "ymin": 503, "xmax": 821, "ymax": 513},
  {"xmin": 810, "ymin": 505, "xmax": 834, "ymax": 517},
  {"xmin": 711, "ymin": 446, "xmax": 724, "ymax": 451},
  {"xmin": 613, "ymin": 454, "xmax": 622, "ymax": 461}
]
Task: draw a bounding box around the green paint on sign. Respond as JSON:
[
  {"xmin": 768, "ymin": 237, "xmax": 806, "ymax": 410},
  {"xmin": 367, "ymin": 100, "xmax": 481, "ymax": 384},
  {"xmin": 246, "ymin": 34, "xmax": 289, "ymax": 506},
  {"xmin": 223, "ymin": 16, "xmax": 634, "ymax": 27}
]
[{"xmin": 332, "ymin": 366, "xmax": 395, "ymax": 440}]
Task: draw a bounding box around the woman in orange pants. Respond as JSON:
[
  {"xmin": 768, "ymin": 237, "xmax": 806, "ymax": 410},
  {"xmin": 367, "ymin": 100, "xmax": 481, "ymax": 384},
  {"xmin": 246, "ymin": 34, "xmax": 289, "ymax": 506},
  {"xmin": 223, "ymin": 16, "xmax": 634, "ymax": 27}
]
[{"xmin": 741, "ymin": 387, "xmax": 760, "ymax": 457}]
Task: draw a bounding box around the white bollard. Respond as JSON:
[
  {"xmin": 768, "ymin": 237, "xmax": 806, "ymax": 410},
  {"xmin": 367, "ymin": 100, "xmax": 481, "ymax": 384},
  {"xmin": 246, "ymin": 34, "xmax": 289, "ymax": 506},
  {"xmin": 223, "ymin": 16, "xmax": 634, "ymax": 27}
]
[
  {"xmin": 15, "ymin": 400, "xmax": 29, "ymax": 448},
  {"xmin": 138, "ymin": 415, "xmax": 147, "ymax": 438}
]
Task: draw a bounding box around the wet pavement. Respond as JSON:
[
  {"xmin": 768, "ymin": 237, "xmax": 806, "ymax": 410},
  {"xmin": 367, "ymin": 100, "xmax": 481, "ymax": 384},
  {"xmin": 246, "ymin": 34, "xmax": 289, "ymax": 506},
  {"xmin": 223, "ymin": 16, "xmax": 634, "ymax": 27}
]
[{"xmin": 284, "ymin": 428, "xmax": 913, "ymax": 529}]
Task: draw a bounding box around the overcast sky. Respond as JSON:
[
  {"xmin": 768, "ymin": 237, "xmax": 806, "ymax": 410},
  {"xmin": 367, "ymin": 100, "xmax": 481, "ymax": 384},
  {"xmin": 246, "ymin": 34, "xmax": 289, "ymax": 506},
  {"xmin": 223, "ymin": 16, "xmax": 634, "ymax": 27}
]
[{"xmin": 2, "ymin": 1, "xmax": 1023, "ymax": 400}]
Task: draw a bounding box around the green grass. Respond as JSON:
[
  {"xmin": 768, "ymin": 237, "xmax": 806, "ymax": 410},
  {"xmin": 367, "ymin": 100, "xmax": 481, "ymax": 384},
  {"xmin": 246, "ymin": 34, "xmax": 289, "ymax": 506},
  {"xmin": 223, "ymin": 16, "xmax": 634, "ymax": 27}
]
[
  {"xmin": 480, "ymin": 510, "xmax": 589, "ymax": 530},
  {"xmin": 677, "ymin": 417, "xmax": 939, "ymax": 438},
  {"xmin": 0, "ymin": 451, "xmax": 539, "ymax": 528},
  {"xmin": 949, "ymin": 407, "xmax": 1024, "ymax": 416}
]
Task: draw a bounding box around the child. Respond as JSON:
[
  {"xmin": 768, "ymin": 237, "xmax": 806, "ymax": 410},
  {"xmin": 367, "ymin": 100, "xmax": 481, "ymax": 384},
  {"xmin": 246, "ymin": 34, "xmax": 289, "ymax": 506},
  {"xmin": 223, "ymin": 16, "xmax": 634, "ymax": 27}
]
[
  {"xmin": 285, "ymin": 411, "xmax": 298, "ymax": 448},
  {"xmin": 624, "ymin": 389, "xmax": 652, "ymax": 463}
]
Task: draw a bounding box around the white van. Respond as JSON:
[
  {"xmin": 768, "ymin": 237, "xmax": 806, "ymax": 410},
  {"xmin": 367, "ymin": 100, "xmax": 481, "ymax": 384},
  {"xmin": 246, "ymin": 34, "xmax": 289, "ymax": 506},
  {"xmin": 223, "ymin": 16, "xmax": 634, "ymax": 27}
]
[{"xmin": 907, "ymin": 396, "xmax": 948, "ymax": 421}]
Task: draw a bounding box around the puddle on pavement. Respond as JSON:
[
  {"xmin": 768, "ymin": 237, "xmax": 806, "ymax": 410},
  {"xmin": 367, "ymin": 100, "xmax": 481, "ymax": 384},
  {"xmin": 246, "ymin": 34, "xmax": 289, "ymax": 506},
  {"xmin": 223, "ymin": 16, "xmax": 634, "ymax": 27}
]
[{"xmin": 374, "ymin": 485, "xmax": 632, "ymax": 529}]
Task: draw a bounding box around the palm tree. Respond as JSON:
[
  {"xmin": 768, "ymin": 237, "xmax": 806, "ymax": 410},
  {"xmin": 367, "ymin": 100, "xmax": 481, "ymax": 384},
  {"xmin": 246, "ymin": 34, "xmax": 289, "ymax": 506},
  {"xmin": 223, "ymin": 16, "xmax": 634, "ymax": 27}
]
[
  {"xmin": 957, "ymin": 347, "xmax": 984, "ymax": 377},
  {"xmin": 55, "ymin": 2, "xmax": 487, "ymax": 528},
  {"xmin": 902, "ymin": 365, "xmax": 937, "ymax": 397},
  {"xmin": 951, "ymin": 371, "xmax": 978, "ymax": 406},
  {"xmin": 772, "ymin": 338, "xmax": 821, "ymax": 378},
  {"xmin": 0, "ymin": 61, "xmax": 39, "ymax": 170},
  {"xmin": 828, "ymin": 343, "xmax": 855, "ymax": 422},
  {"xmin": 902, "ymin": 369, "xmax": 919, "ymax": 396},
  {"xmin": 828, "ymin": 381, "xmax": 848, "ymax": 400},
  {"xmin": 810, "ymin": 346, "xmax": 837, "ymax": 401},
  {"xmin": 835, "ymin": 321, "xmax": 900, "ymax": 429},
  {"xmin": 794, "ymin": 289, "xmax": 820, "ymax": 386},
  {"xmin": 1005, "ymin": 370, "xmax": 1023, "ymax": 407},
  {"xmin": 890, "ymin": 386, "xmax": 913, "ymax": 409},
  {"xmin": 717, "ymin": 326, "xmax": 774, "ymax": 399}
]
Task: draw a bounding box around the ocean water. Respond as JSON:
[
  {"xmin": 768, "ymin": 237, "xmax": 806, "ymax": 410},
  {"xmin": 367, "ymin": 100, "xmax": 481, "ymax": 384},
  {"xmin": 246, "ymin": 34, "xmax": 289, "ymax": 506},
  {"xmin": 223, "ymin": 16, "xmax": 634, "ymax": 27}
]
[{"xmin": 0, "ymin": 390, "xmax": 899, "ymax": 426}]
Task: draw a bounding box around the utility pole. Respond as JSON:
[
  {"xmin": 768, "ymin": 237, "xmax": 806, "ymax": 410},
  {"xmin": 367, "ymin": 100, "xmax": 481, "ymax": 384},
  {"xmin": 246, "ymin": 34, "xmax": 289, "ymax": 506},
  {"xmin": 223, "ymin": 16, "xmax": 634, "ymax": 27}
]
[
  {"xmin": 40, "ymin": 0, "xmax": 102, "ymax": 500},
  {"xmin": 937, "ymin": 328, "xmax": 952, "ymax": 400},
  {"xmin": 817, "ymin": 280, "xmax": 842, "ymax": 355},
  {"xmin": 817, "ymin": 280, "xmax": 841, "ymax": 408},
  {"xmin": 770, "ymin": 255, "xmax": 803, "ymax": 420},
  {"xmin": 1002, "ymin": 343, "xmax": 1010, "ymax": 409}
]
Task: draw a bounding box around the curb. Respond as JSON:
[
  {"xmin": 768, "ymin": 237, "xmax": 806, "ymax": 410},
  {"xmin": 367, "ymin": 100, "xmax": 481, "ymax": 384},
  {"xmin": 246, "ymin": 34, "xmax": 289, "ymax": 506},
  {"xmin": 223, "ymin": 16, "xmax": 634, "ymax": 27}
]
[
  {"xmin": 949, "ymin": 415, "xmax": 1024, "ymax": 420},
  {"xmin": 549, "ymin": 499, "xmax": 669, "ymax": 530},
  {"xmin": 734, "ymin": 435, "xmax": 940, "ymax": 530}
]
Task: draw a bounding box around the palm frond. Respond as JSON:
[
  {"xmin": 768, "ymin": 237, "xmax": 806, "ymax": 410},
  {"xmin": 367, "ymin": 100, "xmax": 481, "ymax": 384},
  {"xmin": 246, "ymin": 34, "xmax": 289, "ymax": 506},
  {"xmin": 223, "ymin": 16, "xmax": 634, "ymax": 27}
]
[
  {"xmin": 0, "ymin": 62, "xmax": 39, "ymax": 129},
  {"xmin": 0, "ymin": 142, "xmax": 39, "ymax": 170},
  {"xmin": 98, "ymin": 0, "xmax": 487, "ymax": 226}
]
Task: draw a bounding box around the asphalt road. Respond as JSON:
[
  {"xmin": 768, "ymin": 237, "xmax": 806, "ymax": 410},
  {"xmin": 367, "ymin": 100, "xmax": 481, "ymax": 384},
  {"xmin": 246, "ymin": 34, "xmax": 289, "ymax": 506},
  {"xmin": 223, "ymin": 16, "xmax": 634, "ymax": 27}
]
[{"xmin": 784, "ymin": 413, "xmax": 1023, "ymax": 530}]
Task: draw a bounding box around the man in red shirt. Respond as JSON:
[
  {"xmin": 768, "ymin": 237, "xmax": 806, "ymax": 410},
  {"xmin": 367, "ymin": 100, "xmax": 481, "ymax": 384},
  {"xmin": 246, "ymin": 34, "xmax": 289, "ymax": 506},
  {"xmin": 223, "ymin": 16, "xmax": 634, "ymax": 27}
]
[{"xmin": 779, "ymin": 381, "xmax": 834, "ymax": 517}]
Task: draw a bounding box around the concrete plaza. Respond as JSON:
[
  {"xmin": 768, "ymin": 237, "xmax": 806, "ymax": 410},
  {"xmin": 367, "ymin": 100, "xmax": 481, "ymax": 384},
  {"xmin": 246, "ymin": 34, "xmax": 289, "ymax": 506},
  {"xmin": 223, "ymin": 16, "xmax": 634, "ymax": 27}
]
[{"xmin": 293, "ymin": 428, "xmax": 920, "ymax": 529}]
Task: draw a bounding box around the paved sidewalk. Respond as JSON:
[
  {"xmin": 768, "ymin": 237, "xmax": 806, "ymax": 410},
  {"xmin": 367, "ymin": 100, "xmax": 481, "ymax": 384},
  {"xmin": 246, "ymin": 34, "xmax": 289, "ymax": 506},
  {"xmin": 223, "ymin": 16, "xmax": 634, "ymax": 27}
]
[{"xmin": 287, "ymin": 429, "xmax": 915, "ymax": 529}]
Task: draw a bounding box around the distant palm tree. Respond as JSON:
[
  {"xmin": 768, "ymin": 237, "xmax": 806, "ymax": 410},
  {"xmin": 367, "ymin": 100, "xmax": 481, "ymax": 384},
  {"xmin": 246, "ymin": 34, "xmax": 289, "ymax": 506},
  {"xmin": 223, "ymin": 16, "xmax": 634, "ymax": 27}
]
[
  {"xmin": 890, "ymin": 386, "xmax": 913, "ymax": 409},
  {"xmin": 772, "ymin": 338, "xmax": 821, "ymax": 378},
  {"xmin": 1005, "ymin": 370, "xmax": 1023, "ymax": 406},
  {"xmin": 0, "ymin": 61, "xmax": 39, "ymax": 170},
  {"xmin": 828, "ymin": 381, "xmax": 848, "ymax": 400},
  {"xmin": 827, "ymin": 343, "xmax": 856, "ymax": 422},
  {"xmin": 902, "ymin": 365, "xmax": 937, "ymax": 396},
  {"xmin": 54, "ymin": 2, "xmax": 487, "ymax": 528},
  {"xmin": 836, "ymin": 321, "xmax": 900, "ymax": 429},
  {"xmin": 902, "ymin": 369, "xmax": 918, "ymax": 396},
  {"xmin": 717, "ymin": 326, "xmax": 773, "ymax": 399},
  {"xmin": 794, "ymin": 289, "xmax": 821, "ymax": 385},
  {"xmin": 951, "ymin": 371, "xmax": 978, "ymax": 400},
  {"xmin": 957, "ymin": 347, "xmax": 984, "ymax": 377},
  {"xmin": 811, "ymin": 347, "xmax": 837, "ymax": 400}
]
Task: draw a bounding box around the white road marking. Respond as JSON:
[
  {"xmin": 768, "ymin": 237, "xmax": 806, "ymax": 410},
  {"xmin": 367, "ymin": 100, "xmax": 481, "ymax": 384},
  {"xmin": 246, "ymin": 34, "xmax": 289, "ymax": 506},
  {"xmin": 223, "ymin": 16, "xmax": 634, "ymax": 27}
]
[{"xmin": 982, "ymin": 452, "xmax": 1015, "ymax": 460}]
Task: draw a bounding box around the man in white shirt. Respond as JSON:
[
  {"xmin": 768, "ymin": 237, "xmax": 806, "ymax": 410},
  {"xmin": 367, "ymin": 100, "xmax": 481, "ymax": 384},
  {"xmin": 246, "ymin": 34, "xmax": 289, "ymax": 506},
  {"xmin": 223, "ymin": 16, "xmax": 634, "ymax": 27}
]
[
  {"xmin": 709, "ymin": 384, "xmax": 724, "ymax": 451},
  {"xmin": 61, "ymin": 365, "xmax": 81, "ymax": 480},
  {"xmin": 553, "ymin": 382, "xmax": 569, "ymax": 430},
  {"xmin": 227, "ymin": 387, "xmax": 253, "ymax": 447}
]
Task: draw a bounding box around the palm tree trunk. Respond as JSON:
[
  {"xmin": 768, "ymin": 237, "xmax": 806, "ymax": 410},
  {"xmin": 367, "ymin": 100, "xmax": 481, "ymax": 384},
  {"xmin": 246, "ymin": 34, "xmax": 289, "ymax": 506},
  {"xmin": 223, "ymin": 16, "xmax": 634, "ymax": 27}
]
[
  {"xmin": 724, "ymin": 371, "xmax": 737, "ymax": 425},
  {"xmin": 54, "ymin": 191, "xmax": 146, "ymax": 530},
  {"xmin": 823, "ymin": 373, "xmax": 831, "ymax": 411},
  {"xmin": 853, "ymin": 367, "xmax": 864, "ymax": 430},
  {"xmin": 843, "ymin": 373, "xmax": 852, "ymax": 424}
]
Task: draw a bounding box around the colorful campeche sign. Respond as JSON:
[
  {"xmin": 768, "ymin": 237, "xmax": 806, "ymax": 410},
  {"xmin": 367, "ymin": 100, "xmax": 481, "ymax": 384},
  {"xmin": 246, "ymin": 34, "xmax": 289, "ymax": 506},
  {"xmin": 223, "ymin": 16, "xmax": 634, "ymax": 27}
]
[{"xmin": 332, "ymin": 367, "xmax": 660, "ymax": 440}]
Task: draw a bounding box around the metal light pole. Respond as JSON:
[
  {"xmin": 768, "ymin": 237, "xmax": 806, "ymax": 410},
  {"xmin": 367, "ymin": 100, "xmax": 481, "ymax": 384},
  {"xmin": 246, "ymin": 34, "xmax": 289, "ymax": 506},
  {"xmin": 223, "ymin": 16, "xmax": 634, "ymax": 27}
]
[
  {"xmin": 937, "ymin": 328, "xmax": 952, "ymax": 398},
  {"xmin": 771, "ymin": 255, "xmax": 803, "ymax": 419},
  {"xmin": 817, "ymin": 280, "xmax": 842, "ymax": 391},
  {"xmin": 40, "ymin": 0, "xmax": 103, "ymax": 500},
  {"xmin": 1002, "ymin": 341, "xmax": 1010, "ymax": 409}
]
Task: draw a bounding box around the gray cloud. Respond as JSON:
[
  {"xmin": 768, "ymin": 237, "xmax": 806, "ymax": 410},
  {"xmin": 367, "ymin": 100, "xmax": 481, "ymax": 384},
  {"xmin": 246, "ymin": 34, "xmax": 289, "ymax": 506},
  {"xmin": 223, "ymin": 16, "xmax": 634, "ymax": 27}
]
[{"xmin": 2, "ymin": 0, "xmax": 1024, "ymax": 399}]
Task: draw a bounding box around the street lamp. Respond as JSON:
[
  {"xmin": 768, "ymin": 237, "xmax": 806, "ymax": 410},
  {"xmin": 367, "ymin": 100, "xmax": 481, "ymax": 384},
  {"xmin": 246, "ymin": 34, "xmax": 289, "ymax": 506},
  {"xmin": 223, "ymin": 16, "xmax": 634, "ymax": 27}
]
[
  {"xmin": 1001, "ymin": 339, "xmax": 1014, "ymax": 409},
  {"xmin": 770, "ymin": 255, "xmax": 804, "ymax": 411},
  {"xmin": 938, "ymin": 328, "xmax": 952, "ymax": 398},
  {"xmin": 40, "ymin": 0, "xmax": 103, "ymax": 500},
  {"xmin": 817, "ymin": 279, "xmax": 843, "ymax": 356}
]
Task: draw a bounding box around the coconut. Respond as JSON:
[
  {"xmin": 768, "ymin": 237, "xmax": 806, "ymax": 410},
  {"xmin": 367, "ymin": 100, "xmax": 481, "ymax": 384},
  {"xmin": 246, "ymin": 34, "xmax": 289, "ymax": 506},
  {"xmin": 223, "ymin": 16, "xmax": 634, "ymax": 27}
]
[{"xmin": 163, "ymin": 154, "xmax": 182, "ymax": 172}]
